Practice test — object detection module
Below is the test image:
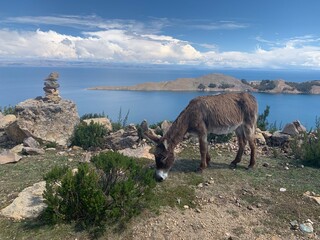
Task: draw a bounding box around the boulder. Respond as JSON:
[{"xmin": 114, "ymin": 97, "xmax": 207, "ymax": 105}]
[
  {"xmin": 0, "ymin": 150, "xmax": 22, "ymax": 164},
  {"xmin": 83, "ymin": 117, "xmax": 112, "ymax": 132},
  {"xmin": 22, "ymin": 147, "xmax": 45, "ymax": 155},
  {"xmin": 282, "ymin": 120, "xmax": 306, "ymax": 136},
  {"xmin": 269, "ymin": 131, "xmax": 290, "ymax": 146},
  {"xmin": 6, "ymin": 98, "xmax": 79, "ymax": 146},
  {"xmin": 9, "ymin": 144, "xmax": 24, "ymax": 154},
  {"xmin": 0, "ymin": 114, "xmax": 16, "ymax": 129},
  {"xmin": 255, "ymin": 129, "xmax": 266, "ymax": 145},
  {"xmin": 0, "ymin": 181, "xmax": 46, "ymax": 220},
  {"xmin": 23, "ymin": 137, "xmax": 40, "ymax": 148},
  {"xmin": 104, "ymin": 124, "xmax": 139, "ymax": 150},
  {"xmin": 119, "ymin": 145, "xmax": 154, "ymax": 160}
]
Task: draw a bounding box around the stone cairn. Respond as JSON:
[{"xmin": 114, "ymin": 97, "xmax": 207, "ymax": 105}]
[{"xmin": 43, "ymin": 72, "xmax": 61, "ymax": 103}]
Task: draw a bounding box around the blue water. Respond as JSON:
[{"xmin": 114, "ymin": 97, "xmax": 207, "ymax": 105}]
[{"xmin": 1, "ymin": 66, "xmax": 320, "ymax": 128}]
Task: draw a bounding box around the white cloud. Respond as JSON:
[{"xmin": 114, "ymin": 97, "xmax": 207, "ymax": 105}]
[
  {"xmin": 0, "ymin": 28, "xmax": 202, "ymax": 64},
  {"xmin": 1, "ymin": 15, "xmax": 320, "ymax": 69}
]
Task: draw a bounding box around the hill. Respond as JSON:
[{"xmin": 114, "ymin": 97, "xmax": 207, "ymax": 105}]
[
  {"xmin": 89, "ymin": 73, "xmax": 320, "ymax": 94},
  {"xmin": 88, "ymin": 73, "xmax": 253, "ymax": 92}
]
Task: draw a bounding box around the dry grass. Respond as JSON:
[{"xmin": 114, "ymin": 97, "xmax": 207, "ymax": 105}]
[{"xmin": 0, "ymin": 145, "xmax": 319, "ymax": 239}]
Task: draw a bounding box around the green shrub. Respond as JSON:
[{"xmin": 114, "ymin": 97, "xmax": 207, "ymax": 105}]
[
  {"xmin": 71, "ymin": 121, "xmax": 107, "ymax": 150},
  {"xmin": 42, "ymin": 152, "xmax": 156, "ymax": 236},
  {"xmin": 80, "ymin": 112, "xmax": 106, "ymax": 120},
  {"xmin": 197, "ymin": 83, "xmax": 206, "ymax": 91},
  {"xmin": 257, "ymin": 105, "xmax": 270, "ymax": 131},
  {"xmin": 207, "ymin": 133, "xmax": 233, "ymax": 143},
  {"xmin": 43, "ymin": 164, "xmax": 107, "ymax": 234},
  {"xmin": 219, "ymin": 83, "xmax": 235, "ymax": 89},
  {"xmin": 0, "ymin": 105, "xmax": 16, "ymax": 115},
  {"xmin": 208, "ymin": 83, "xmax": 217, "ymax": 88},
  {"xmin": 45, "ymin": 142, "xmax": 58, "ymax": 149},
  {"xmin": 111, "ymin": 108, "xmax": 130, "ymax": 132},
  {"xmin": 291, "ymin": 117, "xmax": 320, "ymax": 167},
  {"xmin": 255, "ymin": 80, "xmax": 276, "ymax": 91}
]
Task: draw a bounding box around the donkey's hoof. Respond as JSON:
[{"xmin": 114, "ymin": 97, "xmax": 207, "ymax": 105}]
[
  {"xmin": 246, "ymin": 166, "xmax": 254, "ymax": 171},
  {"xmin": 229, "ymin": 163, "xmax": 237, "ymax": 169}
]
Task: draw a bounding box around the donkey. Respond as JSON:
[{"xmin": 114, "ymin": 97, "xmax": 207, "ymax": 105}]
[{"xmin": 141, "ymin": 92, "xmax": 258, "ymax": 181}]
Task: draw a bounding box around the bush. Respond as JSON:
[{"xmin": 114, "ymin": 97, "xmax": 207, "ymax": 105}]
[
  {"xmin": 71, "ymin": 121, "xmax": 107, "ymax": 150},
  {"xmin": 255, "ymin": 80, "xmax": 276, "ymax": 91},
  {"xmin": 111, "ymin": 108, "xmax": 130, "ymax": 132},
  {"xmin": 219, "ymin": 83, "xmax": 235, "ymax": 89},
  {"xmin": 208, "ymin": 83, "xmax": 217, "ymax": 88},
  {"xmin": 43, "ymin": 152, "xmax": 156, "ymax": 236},
  {"xmin": 207, "ymin": 133, "xmax": 233, "ymax": 143},
  {"xmin": 257, "ymin": 105, "xmax": 270, "ymax": 131},
  {"xmin": 80, "ymin": 112, "xmax": 106, "ymax": 121},
  {"xmin": 0, "ymin": 105, "xmax": 16, "ymax": 115},
  {"xmin": 197, "ymin": 83, "xmax": 206, "ymax": 91},
  {"xmin": 291, "ymin": 117, "xmax": 320, "ymax": 167}
]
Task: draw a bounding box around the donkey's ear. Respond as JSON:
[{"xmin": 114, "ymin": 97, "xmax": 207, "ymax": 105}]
[{"xmin": 140, "ymin": 120, "xmax": 161, "ymax": 143}]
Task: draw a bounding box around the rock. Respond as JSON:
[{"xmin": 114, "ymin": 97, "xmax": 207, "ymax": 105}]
[
  {"xmin": 161, "ymin": 120, "xmax": 172, "ymax": 135},
  {"xmin": 23, "ymin": 137, "xmax": 40, "ymax": 148},
  {"xmin": 22, "ymin": 147, "xmax": 45, "ymax": 155},
  {"xmin": 83, "ymin": 117, "xmax": 112, "ymax": 132},
  {"xmin": 299, "ymin": 223, "xmax": 314, "ymax": 233},
  {"xmin": 0, "ymin": 114, "xmax": 17, "ymax": 129},
  {"xmin": 104, "ymin": 126, "xmax": 139, "ymax": 150},
  {"xmin": 43, "ymin": 72, "xmax": 61, "ymax": 103},
  {"xmin": 279, "ymin": 188, "xmax": 287, "ymax": 192},
  {"xmin": 290, "ymin": 220, "xmax": 299, "ymax": 230},
  {"xmin": 269, "ymin": 131, "xmax": 290, "ymax": 146},
  {"xmin": 9, "ymin": 144, "xmax": 24, "ymax": 154},
  {"xmin": 7, "ymin": 98, "xmax": 79, "ymax": 146},
  {"xmin": 303, "ymin": 191, "xmax": 320, "ymax": 205},
  {"xmin": 0, "ymin": 181, "xmax": 46, "ymax": 220},
  {"xmin": 119, "ymin": 145, "xmax": 154, "ymax": 160},
  {"xmin": 255, "ymin": 131, "xmax": 266, "ymax": 145},
  {"xmin": 282, "ymin": 120, "xmax": 306, "ymax": 136},
  {"xmin": 262, "ymin": 162, "xmax": 269, "ymax": 167},
  {"xmin": 0, "ymin": 150, "xmax": 22, "ymax": 164}
]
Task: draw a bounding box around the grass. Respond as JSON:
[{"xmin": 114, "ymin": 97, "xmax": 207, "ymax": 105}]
[{"xmin": 0, "ymin": 144, "xmax": 320, "ymax": 239}]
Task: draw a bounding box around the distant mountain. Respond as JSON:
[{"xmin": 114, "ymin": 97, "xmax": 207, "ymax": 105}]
[{"xmin": 88, "ymin": 73, "xmax": 320, "ymax": 94}]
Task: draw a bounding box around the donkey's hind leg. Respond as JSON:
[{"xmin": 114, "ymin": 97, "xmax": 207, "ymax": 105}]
[{"xmin": 230, "ymin": 127, "xmax": 246, "ymax": 168}]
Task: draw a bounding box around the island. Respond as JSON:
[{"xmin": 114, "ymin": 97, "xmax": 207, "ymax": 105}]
[{"xmin": 88, "ymin": 73, "xmax": 320, "ymax": 94}]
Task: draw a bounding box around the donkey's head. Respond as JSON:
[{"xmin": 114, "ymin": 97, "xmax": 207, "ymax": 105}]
[{"xmin": 141, "ymin": 120, "xmax": 174, "ymax": 181}]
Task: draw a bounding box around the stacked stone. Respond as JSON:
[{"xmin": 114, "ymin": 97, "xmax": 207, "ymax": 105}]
[{"xmin": 43, "ymin": 72, "xmax": 61, "ymax": 103}]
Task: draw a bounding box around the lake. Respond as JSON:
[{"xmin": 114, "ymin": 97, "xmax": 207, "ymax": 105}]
[{"xmin": 1, "ymin": 66, "xmax": 320, "ymax": 129}]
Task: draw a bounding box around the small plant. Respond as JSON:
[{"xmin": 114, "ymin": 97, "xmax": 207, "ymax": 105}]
[
  {"xmin": 268, "ymin": 121, "xmax": 281, "ymax": 133},
  {"xmin": 0, "ymin": 105, "xmax": 16, "ymax": 115},
  {"xmin": 112, "ymin": 108, "xmax": 130, "ymax": 131},
  {"xmin": 257, "ymin": 105, "xmax": 270, "ymax": 131},
  {"xmin": 71, "ymin": 121, "xmax": 107, "ymax": 150},
  {"xmin": 45, "ymin": 142, "xmax": 58, "ymax": 149},
  {"xmin": 43, "ymin": 164, "xmax": 108, "ymax": 235},
  {"xmin": 42, "ymin": 152, "xmax": 156, "ymax": 236},
  {"xmin": 207, "ymin": 133, "xmax": 234, "ymax": 143},
  {"xmin": 197, "ymin": 83, "xmax": 206, "ymax": 91},
  {"xmin": 219, "ymin": 82, "xmax": 235, "ymax": 89},
  {"xmin": 80, "ymin": 112, "xmax": 106, "ymax": 120},
  {"xmin": 291, "ymin": 117, "xmax": 320, "ymax": 167}
]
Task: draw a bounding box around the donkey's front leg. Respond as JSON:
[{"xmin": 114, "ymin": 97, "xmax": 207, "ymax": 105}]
[{"xmin": 198, "ymin": 135, "xmax": 208, "ymax": 172}]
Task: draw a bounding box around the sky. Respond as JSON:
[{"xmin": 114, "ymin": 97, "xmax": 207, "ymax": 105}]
[{"xmin": 1, "ymin": 0, "xmax": 320, "ymax": 69}]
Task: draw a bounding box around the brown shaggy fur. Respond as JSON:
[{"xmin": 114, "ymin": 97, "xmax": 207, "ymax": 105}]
[{"xmin": 143, "ymin": 92, "xmax": 258, "ymax": 180}]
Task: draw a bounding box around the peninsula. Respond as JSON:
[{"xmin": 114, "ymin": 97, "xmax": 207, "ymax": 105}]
[{"xmin": 88, "ymin": 73, "xmax": 320, "ymax": 94}]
